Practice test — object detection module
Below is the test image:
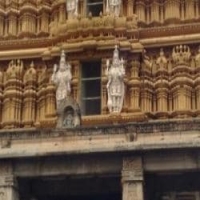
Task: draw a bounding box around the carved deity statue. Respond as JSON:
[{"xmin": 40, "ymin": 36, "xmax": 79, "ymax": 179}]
[
  {"xmin": 172, "ymin": 45, "xmax": 191, "ymax": 64},
  {"xmin": 6, "ymin": 59, "xmax": 23, "ymax": 80},
  {"xmin": 51, "ymin": 50, "xmax": 72, "ymax": 108},
  {"xmin": 66, "ymin": 0, "xmax": 79, "ymax": 19},
  {"xmin": 106, "ymin": 0, "xmax": 121, "ymax": 17},
  {"xmin": 156, "ymin": 48, "xmax": 167, "ymax": 70},
  {"xmin": 106, "ymin": 45, "xmax": 125, "ymax": 113}
]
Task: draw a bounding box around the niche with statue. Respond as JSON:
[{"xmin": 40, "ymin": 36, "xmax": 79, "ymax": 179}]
[{"xmin": 51, "ymin": 50, "xmax": 81, "ymax": 128}]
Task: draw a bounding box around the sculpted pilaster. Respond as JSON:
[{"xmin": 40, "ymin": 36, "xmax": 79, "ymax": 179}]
[
  {"xmin": 165, "ymin": 0, "xmax": 180, "ymax": 21},
  {"xmin": 0, "ymin": 15, "xmax": 4, "ymax": 37},
  {"xmin": 101, "ymin": 58, "xmax": 108, "ymax": 114},
  {"xmin": 122, "ymin": 157, "xmax": 144, "ymax": 200},
  {"xmin": 195, "ymin": 47, "xmax": 200, "ymax": 115},
  {"xmin": 135, "ymin": 1, "xmax": 145, "ymax": 23},
  {"xmin": 141, "ymin": 50, "xmax": 153, "ymax": 113},
  {"xmin": 2, "ymin": 60, "xmax": 23, "ymax": 128},
  {"xmin": 46, "ymin": 77, "xmax": 57, "ymax": 122},
  {"xmin": 36, "ymin": 66, "xmax": 48, "ymax": 126},
  {"xmin": 170, "ymin": 45, "xmax": 193, "ymax": 118},
  {"xmin": 128, "ymin": 57, "xmax": 140, "ymax": 112},
  {"xmin": 195, "ymin": 1, "xmax": 199, "ymax": 19},
  {"xmin": 150, "ymin": 1, "xmax": 159, "ymax": 23},
  {"xmin": 180, "ymin": 0, "xmax": 184, "ymax": 20},
  {"xmin": 19, "ymin": 3, "xmax": 37, "ymax": 37},
  {"xmin": 126, "ymin": 0, "xmax": 133, "ymax": 17},
  {"xmin": 39, "ymin": 11, "xmax": 50, "ymax": 34},
  {"xmin": 8, "ymin": 14, "xmax": 17, "ymax": 36},
  {"xmin": 23, "ymin": 62, "xmax": 37, "ymax": 127},
  {"xmin": 71, "ymin": 60, "xmax": 80, "ymax": 102},
  {"xmin": 185, "ymin": 1, "xmax": 195, "ymax": 20},
  {"xmin": 160, "ymin": 1, "xmax": 164, "ymax": 23},
  {"xmin": 146, "ymin": 3, "xmax": 150, "ymax": 24},
  {"xmin": 0, "ymin": 71, "xmax": 3, "ymax": 126},
  {"xmin": 155, "ymin": 48, "xmax": 169, "ymax": 117}
]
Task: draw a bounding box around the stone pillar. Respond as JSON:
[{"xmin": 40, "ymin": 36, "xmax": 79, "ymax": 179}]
[
  {"xmin": 0, "ymin": 162, "xmax": 19, "ymax": 200},
  {"xmin": 122, "ymin": 157, "xmax": 144, "ymax": 200}
]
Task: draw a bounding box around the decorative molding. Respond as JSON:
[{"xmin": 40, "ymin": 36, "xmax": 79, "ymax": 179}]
[{"xmin": 0, "ymin": 118, "xmax": 198, "ymax": 140}]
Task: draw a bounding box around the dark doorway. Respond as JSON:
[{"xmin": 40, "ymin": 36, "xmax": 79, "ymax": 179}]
[
  {"xmin": 18, "ymin": 175, "xmax": 121, "ymax": 200},
  {"xmin": 145, "ymin": 171, "xmax": 200, "ymax": 200}
]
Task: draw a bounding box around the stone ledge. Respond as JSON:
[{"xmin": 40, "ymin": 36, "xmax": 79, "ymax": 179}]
[
  {"xmin": 0, "ymin": 118, "xmax": 199, "ymax": 140},
  {"xmin": 0, "ymin": 129, "xmax": 199, "ymax": 159}
]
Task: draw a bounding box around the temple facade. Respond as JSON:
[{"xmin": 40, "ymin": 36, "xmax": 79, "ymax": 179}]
[{"xmin": 0, "ymin": 0, "xmax": 200, "ymax": 200}]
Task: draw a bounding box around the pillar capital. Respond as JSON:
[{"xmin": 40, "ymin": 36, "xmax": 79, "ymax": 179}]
[
  {"xmin": 122, "ymin": 156, "xmax": 143, "ymax": 182},
  {"xmin": 0, "ymin": 176, "xmax": 17, "ymax": 188}
]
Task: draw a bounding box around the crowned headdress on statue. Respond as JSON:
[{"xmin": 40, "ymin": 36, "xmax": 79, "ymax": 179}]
[{"xmin": 112, "ymin": 45, "xmax": 120, "ymax": 65}]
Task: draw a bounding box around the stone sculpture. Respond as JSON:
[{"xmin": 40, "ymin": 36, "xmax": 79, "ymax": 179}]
[
  {"xmin": 106, "ymin": 45, "xmax": 125, "ymax": 113},
  {"xmin": 156, "ymin": 48, "xmax": 167, "ymax": 70},
  {"xmin": 51, "ymin": 50, "xmax": 81, "ymax": 128},
  {"xmin": 66, "ymin": 0, "xmax": 79, "ymax": 19},
  {"xmin": 106, "ymin": 0, "xmax": 121, "ymax": 17},
  {"xmin": 142, "ymin": 49, "xmax": 152, "ymax": 69},
  {"xmin": 172, "ymin": 45, "xmax": 191, "ymax": 64},
  {"xmin": 51, "ymin": 50, "xmax": 72, "ymax": 109}
]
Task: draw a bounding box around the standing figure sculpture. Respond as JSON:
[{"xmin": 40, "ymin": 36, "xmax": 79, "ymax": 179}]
[
  {"xmin": 106, "ymin": 0, "xmax": 121, "ymax": 17},
  {"xmin": 66, "ymin": 0, "xmax": 79, "ymax": 19},
  {"xmin": 106, "ymin": 45, "xmax": 125, "ymax": 113},
  {"xmin": 51, "ymin": 50, "xmax": 72, "ymax": 109}
]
